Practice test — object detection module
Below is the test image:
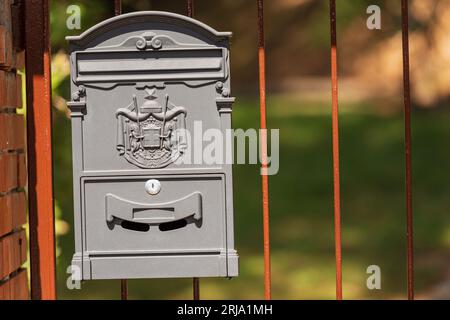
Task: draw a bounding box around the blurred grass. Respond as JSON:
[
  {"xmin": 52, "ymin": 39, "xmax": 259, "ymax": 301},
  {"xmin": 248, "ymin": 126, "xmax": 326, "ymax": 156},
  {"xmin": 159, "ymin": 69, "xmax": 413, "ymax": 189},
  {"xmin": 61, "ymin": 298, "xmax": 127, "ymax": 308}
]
[{"xmin": 53, "ymin": 96, "xmax": 450, "ymax": 299}]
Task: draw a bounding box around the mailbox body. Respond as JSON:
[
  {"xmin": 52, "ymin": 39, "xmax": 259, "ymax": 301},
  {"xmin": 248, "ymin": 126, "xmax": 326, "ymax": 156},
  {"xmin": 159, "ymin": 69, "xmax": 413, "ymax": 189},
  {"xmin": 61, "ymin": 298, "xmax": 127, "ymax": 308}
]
[{"xmin": 66, "ymin": 12, "xmax": 238, "ymax": 280}]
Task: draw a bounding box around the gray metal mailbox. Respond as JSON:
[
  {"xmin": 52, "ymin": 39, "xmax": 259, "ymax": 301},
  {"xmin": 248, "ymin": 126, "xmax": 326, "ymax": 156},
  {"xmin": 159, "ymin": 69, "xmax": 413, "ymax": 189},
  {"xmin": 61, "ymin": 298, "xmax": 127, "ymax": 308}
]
[{"xmin": 66, "ymin": 11, "xmax": 238, "ymax": 280}]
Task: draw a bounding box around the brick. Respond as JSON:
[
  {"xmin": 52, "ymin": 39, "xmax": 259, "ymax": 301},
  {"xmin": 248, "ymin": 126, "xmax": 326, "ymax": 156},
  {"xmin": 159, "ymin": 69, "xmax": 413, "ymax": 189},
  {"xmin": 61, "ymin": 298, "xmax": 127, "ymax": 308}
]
[
  {"xmin": 0, "ymin": 238, "xmax": 3, "ymax": 280},
  {"xmin": 15, "ymin": 72, "xmax": 22, "ymax": 108},
  {"xmin": 0, "ymin": 25, "xmax": 5, "ymax": 66},
  {"xmin": 0, "ymin": 0, "xmax": 24, "ymax": 71},
  {"xmin": 0, "ymin": 25, "xmax": 13, "ymax": 69},
  {"xmin": 0, "ymin": 269, "xmax": 28, "ymax": 300},
  {"xmin": 13, "ymin": 269, "xmax": 28, "ymax": 300},
  {"xmin": 0, "ymin": 278, "xmax": 11, "ymax": 299},
  {"xmin": 0, "ymin": 71, "xmax": 15, "ymax": 108},
  {"xmin": 0, "ymin": 114, "xmax": 6, "ymax": 148},
  {"xmin": 13, "ymin": 113, "xmax": 25, "ymax": 149},
  {"xmin": 14, "ymin": 50, "xmax": 24, "ymax": 70},
  {"xmin": 0, "ymin": 229, "xmax": 26, "ymax": 279},
  {"xmin": 0, "ymin": 113, "xmax": 25, "ymax": 151},
  {"xmin": 0, "ymin": 152, "xmax": 18, "ymax": 193},
  {"xmin": 0, "ymin": 1, "xmax": 13, "ymax": 33},
  {"xmin": 11, "ymin": 191, "xmax": 26, "ymax": 229},
  {"xmin": 14, "ymin": 229, "xmax": 26, "ymax": 266},
  {"xmin": 0, "ymin": 71, "xmax": 21, "ymax": 109},
  {"xmin": 0, "ymin": 194, "xmax": 13, "ymax": 237},
  {"xmin": 1, "ymin": 233, "xmax": 13, "ymax": 278},
  {"xmin": 0, "ymin": 114, "xmax": 12, "ymax": 149},
  {"xmin": 11, "ymin": 0, "xmax": 24, "ymax": 52},
  {"xmin": 0, "ymin": 191, "xmax": 26, "ymax": 238},
  {"xmin": 12, "ymin": 235, "xmax": 20, "ymax": 270},
  {"xmin": 17, "ymin": 152, "xmax": 26, "ymax": 188},
  {"xmin": 5, "ymin": 277, "xmax": 15, "ymax": 299}
]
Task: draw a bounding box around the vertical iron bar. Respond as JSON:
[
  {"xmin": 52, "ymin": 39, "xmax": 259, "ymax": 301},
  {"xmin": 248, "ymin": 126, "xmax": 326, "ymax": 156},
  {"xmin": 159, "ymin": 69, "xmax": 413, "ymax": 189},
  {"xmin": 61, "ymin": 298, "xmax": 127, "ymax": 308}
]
[
  {"xmin": 24, "ymin": 0, "xmax": 57, "ymax": 300},
  {"xmin": 114, "ymin": 0, "xmax": 122, "ymax": 16},
  {"xmin": 121, "ymin": 279, "xmax": 128, "ymax": 300},
  {"xmin": 401, "ymin": 0, "xmax": 414, "ymax": 300},
  {"xmin": 193, "ymin": 277, "xmax": 200, "ymax": 300},
  {"xmin": 187, "ymin": 0, "xmax": 194, "ymax": 18},
  {"xmin": 186, "ymin": 0, "xmax": 200, "ymax": 300},
  {"xmin": 192, "ymin": 277, "xmax": 200, "ymax": 300},
  {"xmin": 113, "ymin": 0, "xmax": 128, "ymax": 300},
  {"xmin": 329, "ymin": 0, "xmax": 343, "ymax": 300},
  {"xmin": 257, "ymin": 0, "xmax": 272, "ymax": 300}
]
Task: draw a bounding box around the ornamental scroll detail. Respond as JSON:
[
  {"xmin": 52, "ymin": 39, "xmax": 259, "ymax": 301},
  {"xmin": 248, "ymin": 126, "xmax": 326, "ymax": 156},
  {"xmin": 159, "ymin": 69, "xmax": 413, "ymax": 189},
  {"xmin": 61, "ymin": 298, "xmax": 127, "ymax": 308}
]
[{"xmin": 116, "ymin": 89, "xmax": 187, "ymax": 169}]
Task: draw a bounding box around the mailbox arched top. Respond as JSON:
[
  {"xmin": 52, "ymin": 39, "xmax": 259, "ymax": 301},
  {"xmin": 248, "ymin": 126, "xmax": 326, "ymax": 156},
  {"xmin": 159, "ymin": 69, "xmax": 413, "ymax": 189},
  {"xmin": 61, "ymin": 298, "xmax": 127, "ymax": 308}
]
[{"xmin": 66, "ymin": 11, "xmax": 232, "ymax": 47}]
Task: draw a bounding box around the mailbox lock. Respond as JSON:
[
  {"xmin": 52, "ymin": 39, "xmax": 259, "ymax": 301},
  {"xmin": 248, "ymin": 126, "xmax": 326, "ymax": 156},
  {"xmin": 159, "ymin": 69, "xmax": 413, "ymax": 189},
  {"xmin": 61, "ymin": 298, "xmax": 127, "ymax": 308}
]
[{"xmin": 145, "ymin": 179, "xmax": 161, "ymax": 195}]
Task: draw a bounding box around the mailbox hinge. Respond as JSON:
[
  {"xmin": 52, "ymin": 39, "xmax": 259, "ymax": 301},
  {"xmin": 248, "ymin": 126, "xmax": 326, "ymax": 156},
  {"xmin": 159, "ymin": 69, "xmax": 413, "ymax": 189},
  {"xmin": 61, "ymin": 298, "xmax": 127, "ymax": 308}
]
[
  {"xmin": 216, "ymin": 97, "xmax": 235, "ymax": 114},
  {"xmin": 215, "ymin": 81, "xmax": 234, "ymax": 114},
  {"xmin": 68, "ymin": 86, "xmax": 87, "ymax": 117}
]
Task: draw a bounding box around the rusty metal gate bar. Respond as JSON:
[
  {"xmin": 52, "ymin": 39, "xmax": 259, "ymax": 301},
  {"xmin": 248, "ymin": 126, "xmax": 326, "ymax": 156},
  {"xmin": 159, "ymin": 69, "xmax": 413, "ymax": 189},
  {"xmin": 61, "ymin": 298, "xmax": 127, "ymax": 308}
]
[
  {"xmin": 113, "ymin": 0, "xmax": 128, "ymax": 301},
  {"xmin": 257, "ymin": 0, "xmax": 272, "ymax": 300},
  {"xmin": 120, "ymin": 279, "xmax": 128, "ymax": 300},
  {"xmin": 187, "ymin": 0, "xmax": 194, "ymax": 19},
  {"xmin": 329, "ymin": 0, "xmax": 342, "ymax": 300},
  {"xmin": 114, "ymin": 0, "xmax": 122, "ymax": 17},
  {"xmin": 401, "ymin": 0, "xmax": 414, "ymax": 300},
  {"xmin": 186, "ymin": 0, "xmax": 200, "ymax": 301},
  {"xmin": 24, "ymin": 0, "xmax": 57, "ymax": 300},
  {"xmin": 192, "ymin": 277, "xmax": 200, "ymax": 300}
]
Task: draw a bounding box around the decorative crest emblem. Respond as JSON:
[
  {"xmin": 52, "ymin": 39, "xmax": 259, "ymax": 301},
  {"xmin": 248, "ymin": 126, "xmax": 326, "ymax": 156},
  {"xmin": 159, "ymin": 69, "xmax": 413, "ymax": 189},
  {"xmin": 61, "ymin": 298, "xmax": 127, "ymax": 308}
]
[{"xmin": 116, "ymin": 89, "xmax": 187, "ymax": 168}]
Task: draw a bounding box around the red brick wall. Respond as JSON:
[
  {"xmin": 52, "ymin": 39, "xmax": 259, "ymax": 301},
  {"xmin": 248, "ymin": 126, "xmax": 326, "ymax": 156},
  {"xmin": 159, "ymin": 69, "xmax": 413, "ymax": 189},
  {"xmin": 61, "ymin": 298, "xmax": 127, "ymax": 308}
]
[{"xmin": 0, "ymin": 0, "xmax": 29, "ymax": 300}]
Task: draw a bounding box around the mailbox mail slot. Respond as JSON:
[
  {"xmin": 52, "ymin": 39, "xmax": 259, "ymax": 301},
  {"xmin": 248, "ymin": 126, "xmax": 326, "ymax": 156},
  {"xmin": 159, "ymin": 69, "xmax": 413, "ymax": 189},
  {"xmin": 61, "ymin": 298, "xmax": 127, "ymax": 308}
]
[{"xmin": 67, "ymin": 11, "xmax": 238, "ymax": 280}]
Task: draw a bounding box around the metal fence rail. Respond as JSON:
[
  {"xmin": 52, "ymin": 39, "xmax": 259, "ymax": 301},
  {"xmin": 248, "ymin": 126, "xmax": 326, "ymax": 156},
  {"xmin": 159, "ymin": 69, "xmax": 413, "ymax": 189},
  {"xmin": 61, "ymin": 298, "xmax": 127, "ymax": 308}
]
[
  {"xmin": 186, "ymin": 0, "xmax": 201, "ymax": 301},
  {"xmin": 329, "ymin": 0, "xmax": 342, "ymax": 301},
  {"xmin": 401, "ymin": 0, "xmax": 415, "ymax": 300},
  {"xmin": 256, "ymin": 0, "xmax": 272, "ymax": 301},
  {"xmin": 112, "ymin": 0, "xmax": 129, "ymax": 301},
  {"xmin": 24, "ymin": 0, "xmax": 56, "ymax": 301}
]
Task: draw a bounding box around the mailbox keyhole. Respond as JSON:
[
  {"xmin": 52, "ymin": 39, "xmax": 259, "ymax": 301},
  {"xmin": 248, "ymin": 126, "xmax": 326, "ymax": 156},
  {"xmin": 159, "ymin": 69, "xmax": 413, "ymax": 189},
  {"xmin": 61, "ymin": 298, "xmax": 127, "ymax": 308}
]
[
  {"xmin": 121, "ymin": 220, "xmax": 150, "ymax": 232},
  {"xmin": 159, "ymin": 219, "xmax": 187, "ymax": 232},
  {"xmin": 145, "ymin": 179, "xmax": 161, "ymax": 195}
]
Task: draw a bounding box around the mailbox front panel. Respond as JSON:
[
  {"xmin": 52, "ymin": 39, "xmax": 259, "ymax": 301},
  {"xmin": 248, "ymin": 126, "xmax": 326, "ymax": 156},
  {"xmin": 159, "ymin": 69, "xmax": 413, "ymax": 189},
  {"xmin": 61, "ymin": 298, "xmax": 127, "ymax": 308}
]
[
  {"xmin": 81, "ymin": 84, "xmax": 222, "ymax": 171},
  {"xmin": 83, "ymin": 175, "xmax": 226, "ymax": 252},
  {"xmin": 67, "ymin": 12, "xmax": 238, "ymax": 280}
]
